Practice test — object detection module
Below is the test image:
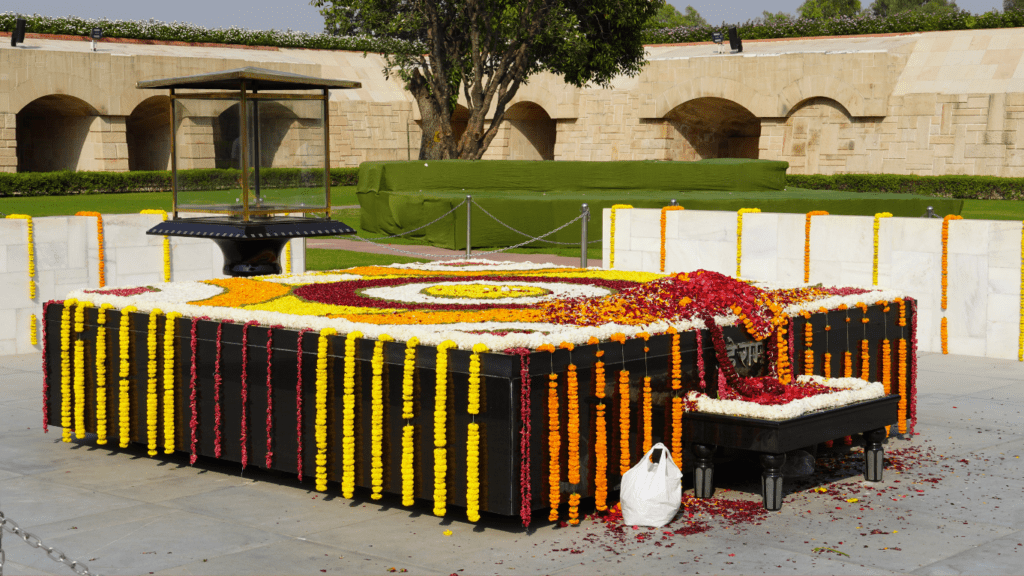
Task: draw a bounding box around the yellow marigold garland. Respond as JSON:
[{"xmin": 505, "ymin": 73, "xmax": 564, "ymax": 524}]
[
  {"xmin": 608, "ymin": 204, "xmax": 633, "ymax": 269},
  {"xmin": 433, "ymin": 340, "xmax": 456, "ymax": 516},
  {"xmin": 60, "ymin": 299, "xmax": 75, "ymax": 443},
  {"xmin": 872, "ymin": 212, "xmax": 893, "ymax": 286},
  {"xmin": 146, "ymin": 308, "xmax": 162, "ymax": 456},
  {"xmin": 140, "ymin": 210, "xmax": 171, "ymax": 282},
  {"xmin": 75, "ymin": 211, "xmax": 106, "ymax": 288},
  {"xmin": 6, "ymin": 215, "xmax": 36, "ymax": 300},
  {"xmin": 660, "ymin": 206, "xmax": 684, "ymax": 272},
  {"xmin": 284, "ymin": 240, "xmax": 292, "ymax": 275},
  {"xmin": 467, "ymin": 342, "xmax": 488, "ymax": 522},
  {"xmin": 74, "ymin": 301, "xmax": 91, "ymax": 440},
  {"xmin": 736, "ymin": 208, "xmax": 760, "ymax": 277},
  {"xmin": 1019, "ymin": 222, "xmax": 1024, "ymax": 362},
  {"xmin": 316, "ymin": 327, "xmax": 338, "ymax": 492},
  {"xmin": 804, "ymin": 211, "xmax": 829, "ymax": 283},
  {"xmin": 163, "ymin": 311, "xmax": 181, "ymax": 454},
  {"xmin": 588, "ymin": 336, "xmax": 609, "ymax": 512},
  {"xmin": 95, "ymin": 304, "xmax": 112, "ymax": 445},
  {"xmin": 941, "ymin": 214, "xmax": 963, "ymax": 354},
  {"xmin": 370, "ymin": 333, "xmax": 392, "ymax": 500},
  {"xmin": 401, "ymin": 337, "xmax": 419, "ymax": 507},
  {"xmin": 31, "ymin": 314, "xmax": 38, "ymax": 346},
  {"xmin": 341, "ymin": 331, "xmax": 362, "ymax": 497},
  {"xmin": 118, "ymin": 306, "xmax": 136, "ymax": 448}
]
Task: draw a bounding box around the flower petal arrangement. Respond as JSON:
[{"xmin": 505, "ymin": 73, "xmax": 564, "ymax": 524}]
[{"xmin": 48, "ymin": 260, "xmax": 918, "ymax": 525}]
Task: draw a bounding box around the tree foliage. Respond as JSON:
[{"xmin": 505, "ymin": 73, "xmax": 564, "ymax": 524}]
[
  {"xmin": 647, "ymin": 4, "xmax": 708, "ymax": 28},
  {"xmin": 797, "ymin": 0, "xmax": 862, "ymax": 19},
  {"xmin": 1006, "ymin": 0, "xmax": 1024, "ymax": 11},
  {"xmin": 312, "ymin": 0, "xmax": 660, "ymax": 160}
]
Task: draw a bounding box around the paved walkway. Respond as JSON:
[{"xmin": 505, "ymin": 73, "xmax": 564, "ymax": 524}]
[{"xmin": 0, "ymin": 351, "xmax": 1021, "ymax": 575}]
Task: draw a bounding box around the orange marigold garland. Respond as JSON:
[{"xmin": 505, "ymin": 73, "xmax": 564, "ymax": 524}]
[
  {"xmin": 667, "ymin": 327, "xmax": 683, "ymax": 469},
  {"xmin": 858, "ymin": 302, "xmax": 870, "ymax": 381},
  {"xmin": 610, "ymin": 332, "xmax": 631, "ymax": 476},
  {"xmin": 882, "ymin": 337, "xmax": 892, "ymax": 435},
  {"xmin": 804, "ymin": 211, "xmax": 829, "ymax": 283},
  {"xmin": 941, "ymin": 214, "xmax": 963, "ymax": 354},
  {"xmin": 75, "ymin": 211, "xmax": 106, "ymax": 288},
  {"xmin": 588, "ymin": 336, "xmax": 609, "ymax": 512},
  {"xmin": 541, "ymin": 345, "xmax": 560, "ymax": 522},
  {"xmin": 896, "ymin": 298, "xmax": 908, "ymax": 434},
  {"xmin": 638, "ymin": 332, "xmax": 653, "ymax": 454},
  {"xmin": 660, "ymin": 206, "xmax": 684, "ymax": 272},
  {"xmin": 560, "ymin": 342, "xmax": 581, "ymax": 525},
  {"xmin": 802, "ymin": 311, "xmax": 814, "ymax": 376}
]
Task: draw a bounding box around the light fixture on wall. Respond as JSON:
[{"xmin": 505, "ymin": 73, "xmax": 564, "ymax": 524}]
[
  {"xmin": 728, "ymin": 26, "xmax": 743, "ymax": 53},
  {"xmin": 10, "ymin": 18, "xmax": 26, "ymax": 47},
  {"xmin": 711, "ymin": 31, "xmax": 724, "ymax": 54}
]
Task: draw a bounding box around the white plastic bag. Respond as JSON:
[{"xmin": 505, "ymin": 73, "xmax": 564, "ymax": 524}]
[{"xmin": 620, "ymin": 442, "xmax": 682, "ymax": 528}]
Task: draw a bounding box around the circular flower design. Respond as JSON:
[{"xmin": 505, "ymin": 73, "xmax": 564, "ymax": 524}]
[{"xmin": 422, "ymin": 283, "xmax": 550, "ymax": 300}]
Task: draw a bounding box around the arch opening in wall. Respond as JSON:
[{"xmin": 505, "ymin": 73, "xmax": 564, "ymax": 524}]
[
  {"xmin": 784, "ymin": 97, "xmax": 871, "ymax": 174},
  {"xmin": 16, "ymin": 95, "xmax": 98, "ymax": 172},
  {"xmin": 505, "ymin": 102, "xmax": 555, "ymax": 160},
  {"xmin": 127, "ymin": 96, "xmax": 171, "ymax": 171},
  {"xmin": 209, "ymin": 101, "xmax": 306, "ymax": 169},
  {"xmin": 665, "ymin": 97, "xmax": 761, "ymax": 160}
]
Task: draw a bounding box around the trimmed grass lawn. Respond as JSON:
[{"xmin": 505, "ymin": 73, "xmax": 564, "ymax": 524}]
[{"xmin": 305, "ymin": 248, "xmax": 427, "ymax": 270}]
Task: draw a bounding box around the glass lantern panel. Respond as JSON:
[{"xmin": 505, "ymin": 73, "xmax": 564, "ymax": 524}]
[
  {"xmin": 243, "ymin": 98, "xmax": 327, "ymax": 216},
  {"xmin": 173, "ymin": 97, "xmax": 244, "ymax": 214}
]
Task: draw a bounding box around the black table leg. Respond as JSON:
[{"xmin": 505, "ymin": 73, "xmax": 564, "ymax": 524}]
[
  {"xmin": 760, "ymin": 453, "xmax": 786, "ymax": 511},
  {"xmin": 692, "ymin": 443, "xmax": 715, "ymax": 499},
  {"xmin": 864, "ymin": 427, "xmax": 886, "ymax": 482}
]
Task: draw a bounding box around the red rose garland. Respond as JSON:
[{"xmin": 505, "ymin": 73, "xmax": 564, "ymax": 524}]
[
  {"xmin": 295, "ymin": 327, "xmax": 314, "ymax": 481},
  {"xmin": 265, "ymin": 325, "xmax": 283, "ymax": 469},
  {"xmin": 695, "ymin": 328, "xmax": 706, "ymax": 390},
  {"xmin": 505, "ymin": 347, "xmax": 533, "ymax": 528},
  {"xmin": 909, "ymin": 297, "xmax": 919, "ymax": 435},
  {"xmin": 213, "ymin": 320, "xmax": 233, "ymax": 458},
  {"xmin": 188, "ymin": 316, "xmax": 209, "ymax": 465},
  {"xmin": 239, "ymin": 320, "xmax": 260, "ymax": 469},
  {"xmin": 42, "ymin": 301, "xmax": 54, "ymax": 433}
]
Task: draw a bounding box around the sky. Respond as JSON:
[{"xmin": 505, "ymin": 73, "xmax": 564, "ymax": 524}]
[{"xmin": 1, "ymin": 1, "xmax": 1008, "ymax": 35}]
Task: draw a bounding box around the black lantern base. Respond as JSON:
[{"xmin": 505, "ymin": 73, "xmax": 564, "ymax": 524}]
[{"xmin": 146, "ymin": 216, "xmax": 356, "ymax": 277}]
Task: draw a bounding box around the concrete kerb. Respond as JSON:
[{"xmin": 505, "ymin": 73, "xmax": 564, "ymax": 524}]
[{"xmin": 0, "ymin": 351, "xmax": 1022, "ymax": 575}]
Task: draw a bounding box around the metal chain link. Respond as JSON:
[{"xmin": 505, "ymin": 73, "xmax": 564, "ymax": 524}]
[
  {"xmin": 468, "ymin": 212, "xmax": 587, "ymax": 256},
  {"xmin": 470, "ymin": 199, "xmax": 600, "ymax": 245},
  {"xmin": 346, "ymin": 234, "xmax": 469, "ymax": 259},
  {"xmin": 360, "ymin": 198, "xmax": 468, "ymax": 240},
  {"xmin": 0, "ymin": 511, "xmax": 100, "ymax": 576}
]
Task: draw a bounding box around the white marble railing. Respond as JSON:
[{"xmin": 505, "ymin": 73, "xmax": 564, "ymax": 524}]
[
  {"xmin": 0, "ymin": 213, "xmax": 305, "ymax": 356},
  {"xmin": 604, "ymin": 207, "xmax": 1023, "ymax": 361}
]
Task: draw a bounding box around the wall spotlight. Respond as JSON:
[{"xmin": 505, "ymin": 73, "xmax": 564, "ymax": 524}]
[
  {"xmin": 728, "ymin": 26, "xmax": 743, "ymax": 53},
  {"xmin": 91, "ymin": 27, "xmax": 103, "ymax": 51},
  {"xmin": 11, "ymin": 18, "xmax": 26, "ymax": 47},
  {"xmin": 711, "ymin": 31, "xmax": 724, "ymax": 54}
]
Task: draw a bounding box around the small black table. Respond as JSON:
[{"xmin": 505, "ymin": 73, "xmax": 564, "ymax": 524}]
[{"xmin": 683, "ymin": 395, "xmax": 900, "ymax": 510}]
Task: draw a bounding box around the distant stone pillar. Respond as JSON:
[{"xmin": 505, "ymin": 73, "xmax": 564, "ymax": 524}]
[
  {"xmin": 85, "ymin": 116, "xmax": 129, "ymax": 172},
  {"xmin": 176, "ymin": 116, "xmax": 217, "ymax": 170},
  {"xmin": 0, "ymin": 113, "xmax": 16, "ymax": 173}
]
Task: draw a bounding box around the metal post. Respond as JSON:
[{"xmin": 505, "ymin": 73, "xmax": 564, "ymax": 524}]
[
  {"xmin": 466, "ymin": 195, "xmax": 472, "ymax": 258},
  {"xmin": 580, "ymin": 203, "xmax": 589, "ymax": 269}
]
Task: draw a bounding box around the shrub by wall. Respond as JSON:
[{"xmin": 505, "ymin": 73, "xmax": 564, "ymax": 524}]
[
  {"xmin": 0, "ymin": 168, "xmax": 360, "ymax": 197},
  {"xmin": 786, "ymin": 173, "xmax": 1024, "ymax": 201}
]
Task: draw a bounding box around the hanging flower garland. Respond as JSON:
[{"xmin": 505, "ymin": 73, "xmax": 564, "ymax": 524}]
[
  {"xmin": 433, "ymin": 339, "xmax": 457, "ymax": 516},
  {"xmin": 909, "ymin": 298, "xmax": 920, "ymax": 434},
  {"xmin": 505, "ymin": 347, "xmax": 533, "ymax": 528},
  {"xmin": 608, "ymin": 204, "xmax": 633, "ymax": 269},
  {"xmin": 401, "ymin": 336, "xmax": 419, "ymax": 507},
  {"xmin": 638, "ymin": 332, "xmax": 653, "ymax": 454},
  {"xmin": 537, "ymin": 343, "xmax": 560, "ymax": 522},
  {"xmin": 284, "ymin": 240, "xmax": 292, "ymax": 275},
  {"xmin": 73, "ymin": 300, "xmax": 90, "ymax": 440},
  {"xmin": 146, "ymin": 308, "xmax": 162, "ymax": 456},
  {"xmin": 342, "ymin": 330, "xmax": 363, "ymax": 498},
  {"xmin": 6, "ymin": 215, "xmax": 37, "ymax": 300},
  {"xmin": 610, "ymin": 332, "xmax": 631, "ymax": 476},
  {"xmin": 735, "ymin": 208, "xmax": 760, "ymax": 277},
  {"xmin": 1019, "ymin": 220, "xmax": 1024, "ymax": 361},
  {"xmin": 822, "ymin": 307, "xmax": 832, "ymax": 378},
  {"xmin": 316, "ymin": 327, "xmax": 337, "ymax": 492},
  {"xmin": 60, "ymin": 299, "xmax": 75, "ymax": 443},
  {"xmin": 239, "ymin": 320, "xmax": 260, "ymax": 469},
  {"xmin": 660, "ymin": 206, "xmax": 684, "ymax": 272},
  {"xmin": 801, "ymin": 311, "xmax": 814, "ymax": 376},
  {"xmin": 295, "ymin": 327, "xmax": 314, "ymax": 481},
  {"xmin": 75, "ymin": 211, "xmax": 106, "ymax": 288},
  {"xmin": 42, "ymin": 301, "xmax": 54, "ymax": 433},
  {"xmin": 265, "ymin": 325, "xmax": 283, "ymax": 469},
  {"xmin": 841, "ymin": 305, "xmax": 852, "ymax": 378},
  {"xmin": 941, "ymin": 214, "xmax": 963, "ymax": 354},
  {"xmin": 467, "ymin": 342, "xmax": 488, "ymax": 522},
  {"xmin": 804, "ymin": 211, "xmax": 829, "ymax": 284},
  {"xmin": 666, "ymin": 327, "xmax": 683, "ymax": 473},
  {"xmin": 95, "ymin": 304, "xmax": 112, "ymax": 445},
  {"xmin": 370, "ymin": 333, "xmax": 393, "ymax": 500},
  {"xmin": 140, "ymin": 209, "xmax": 171, "ymax": 282},
  {"xmin": 896, "ymin": 298, "xmax": 908, "ymax": 434},
  {"xmin": 118, "ymin": 305, "xmax": 136, "ymax": 448},
  {"xmin": 872, "ymin": 212, "xmax": 893, "ymax": 286},
  {"xmin": 163, "ymin": 312, "xmax": 181, "ymax": 455},
  {"xmin": 188, "ymin": 316, "xmax": 205, "ymax": 464},
  {"xmin": 858, "ymin": 302, "xmax": 870, "ymax": 382},
  {"xmin": 560, "ymin": 342, "xmax": 581, "ymax": 525},
  {"xmin": 213, "ymin": 320, "xmax": 232, "ymax": 458}
]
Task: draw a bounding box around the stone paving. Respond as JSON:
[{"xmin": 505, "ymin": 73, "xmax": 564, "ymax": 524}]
[{"xmin": 1, "ymin": 350, "xmax": 1022, "ymax": 576}]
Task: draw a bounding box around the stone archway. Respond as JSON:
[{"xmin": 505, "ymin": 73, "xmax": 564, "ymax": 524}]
[
  {"xmin": 665, "ymin": 97, "xmax": 761, "ymax": 160},
  {"xmin": 16, "ymin": 95, "xmax": 98, "ymax": 172},
  {"xmin": 127, "ymin": 96, "xmax": 171, "ymax": 171},
  {"xmin": 505, "ymin": 102, "xmax": 555, "ymax": 160}
]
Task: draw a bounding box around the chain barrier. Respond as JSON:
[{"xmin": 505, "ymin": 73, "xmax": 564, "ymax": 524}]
[
  {"xmin": 0, "ymin": 511, "xmax": 99, "ymax": 576},
  {"xmin": 469, "ymin": 199, "xmax": 600, "ymax": 245},
  {"xmin": 360, "ymin": 198, "xmax": 469, "ymax": 240},
  {"xmin": 467, "ymin": 212, "xmax": 586, "ymax": 256}
]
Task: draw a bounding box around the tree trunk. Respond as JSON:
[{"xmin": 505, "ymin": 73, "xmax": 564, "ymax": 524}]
[{"xmin": 410, "ymin": 71, "xmax": 456, "ymax": 160}]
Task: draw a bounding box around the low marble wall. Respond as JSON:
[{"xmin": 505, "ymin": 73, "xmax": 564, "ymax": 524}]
[
  {"xmin": 603, "ymin": 208, "xmax": 1023, "ymax": 361},
  {"xmin": 0, "ymin": 213, "xmax": 306, "ymax": 356}
]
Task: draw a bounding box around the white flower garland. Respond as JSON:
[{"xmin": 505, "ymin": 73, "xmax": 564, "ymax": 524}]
[{"xmin": 685, "ymin": 375, "xmax": 886, "ymax": 421}]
